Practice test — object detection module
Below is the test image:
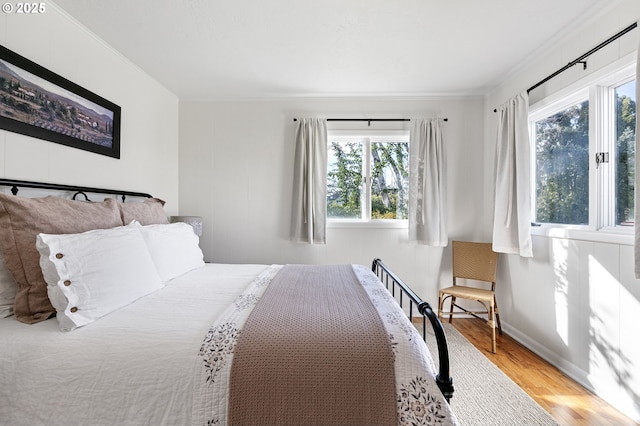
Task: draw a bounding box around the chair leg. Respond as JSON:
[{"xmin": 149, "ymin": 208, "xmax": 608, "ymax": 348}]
[
  {"xmin": 489, "ymin": 302, "xmax": 496, "ymax": 353},
  {"xmin": 494, "ymin": 295, "xmax": 502, "ymax": 335},
  {"xmin": 448, "ymin": 296, "xmax": 456, "ymax": 323},
  {"xmin": 437, "ymin": 292, "xmax": 444, "ymax": 320}
]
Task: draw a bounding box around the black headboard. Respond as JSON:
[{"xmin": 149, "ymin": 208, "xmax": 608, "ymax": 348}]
[{"xmin": 0, "ymin": 178, "xmax": 152, "ymax": 202}]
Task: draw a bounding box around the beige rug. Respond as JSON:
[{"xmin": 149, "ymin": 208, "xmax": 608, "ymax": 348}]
[{"xmin": 424, "ymin": 323, "xmax": 559, "ymax": 425}]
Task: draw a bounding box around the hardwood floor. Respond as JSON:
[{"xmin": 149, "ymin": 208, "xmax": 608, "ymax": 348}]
[{"xmin": 449, "ymin": 318, "xmax": 637, "ymax": 425}]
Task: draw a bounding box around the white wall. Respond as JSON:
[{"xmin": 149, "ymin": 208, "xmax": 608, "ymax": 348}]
[
  {"xmin": 485, "ymin": 0, "xmax": 640, "ymax": 421},
  {"xmin": 179, "ymin": 97, "xmax": 485, "ymax": 301},
  {"xmin": 0, "ymin": 1, "xmax": 179, "ymax": 213}
]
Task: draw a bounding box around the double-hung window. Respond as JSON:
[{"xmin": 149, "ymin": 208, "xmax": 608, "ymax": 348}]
[
  {"xmin": 326, "ymin": 131, "xmax": 409, "ymax": 224},
  {"xmin": 530, "ymin": 58, "xmax": 636, "ymax": 232}
]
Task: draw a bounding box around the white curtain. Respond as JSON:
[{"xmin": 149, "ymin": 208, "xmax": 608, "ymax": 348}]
[
  {"xmin": 290, "ymin": 118, "xmax": 328, "ymax": 244},
  {"xmin": 408, "ymin": 118, "xmax": 448, "ymax": 246},
  {"xmin": 492, "ymin": 92, "xmax": 533, "ymax": 257},
  {"xmin": 634, "ymin": 31, "xmax": 640, "ymax": 277}
]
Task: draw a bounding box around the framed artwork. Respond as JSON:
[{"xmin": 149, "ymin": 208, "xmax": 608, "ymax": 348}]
[{"xmin": 0, "ymin": 44, "xmax": 121, "ymax": 158}]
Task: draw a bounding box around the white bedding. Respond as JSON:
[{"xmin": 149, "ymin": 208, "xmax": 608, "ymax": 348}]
[
  {"xmin": 0, "ymin": 263, "xmax": 457, "ymax": 426},
  {"xmin": 194, "ymin": 264, "xmax": 457, "ymax": 425},
  {"xmin": 0, "ymin": 263, "xmax": 268, "ymax": 426}
]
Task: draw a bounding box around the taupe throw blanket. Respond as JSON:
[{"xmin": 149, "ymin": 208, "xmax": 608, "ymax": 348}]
[{"xmin": 228, "ymin": 264, "xmax": 397, "ymax": 425}]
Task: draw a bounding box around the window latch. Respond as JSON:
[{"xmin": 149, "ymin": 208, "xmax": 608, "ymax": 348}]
[{"xmin": 595, "ymin": 152, "xmax": 609, "ymax": 168}]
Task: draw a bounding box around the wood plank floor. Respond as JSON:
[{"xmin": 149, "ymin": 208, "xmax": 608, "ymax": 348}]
[{"xmin": 449, "ymin": 318, "xmax": 637, "ymax": 425}]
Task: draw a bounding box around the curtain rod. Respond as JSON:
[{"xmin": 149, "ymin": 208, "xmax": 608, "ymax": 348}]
[
  {"xmin": 493, "ymin": 21, "xmax": 638, "ymax": 112},
  {"xmin": 293, "ymin": 118, "xmax": 448, "ymax": 126},
  {"xmin": 526, "ymin": 21, "xmax": 637, "ymax": 94}
]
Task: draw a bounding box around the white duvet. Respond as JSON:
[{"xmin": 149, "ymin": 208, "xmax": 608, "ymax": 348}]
[
  {"xmin": 0, "ymin": 264, "xmax": 268, "ymax": 426},
  {"xmin": 0, "ymin": 263, "xmax": 457, "ymax": 426}
]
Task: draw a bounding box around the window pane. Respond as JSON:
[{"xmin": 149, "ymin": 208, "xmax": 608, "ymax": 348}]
[
  {"xmin": 327, "ymin": 141, "xmax": 362, "ymax": 218},
  {"xmin": 615, "ymin": 80, "xmax": 636, "ymax": 226},
  {"xmin": 534, "ymin": 101, "xmax": 589, "ymax": 225},
  {"xmin": 371, "ymin": 142, "xmax": 409, "ymax": 219}
]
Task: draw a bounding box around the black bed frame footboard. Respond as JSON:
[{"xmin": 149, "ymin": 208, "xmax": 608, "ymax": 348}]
[{"xmin": 372, "ymin": 258, "xmax": 454, "ymax": 402}]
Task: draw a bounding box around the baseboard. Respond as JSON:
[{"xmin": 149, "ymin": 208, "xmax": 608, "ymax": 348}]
[
  {"xmin": 502, "ymin": 322, "xmax": 639, "ymax": 423},
  {"xmin": 502, "ymin": 323, "xmax": 591, "ymax": 385}
]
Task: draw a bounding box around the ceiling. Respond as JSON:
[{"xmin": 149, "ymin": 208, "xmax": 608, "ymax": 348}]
[{"xmin": 54, "ymin": 0, "xmax": 614, "ymax": 100}]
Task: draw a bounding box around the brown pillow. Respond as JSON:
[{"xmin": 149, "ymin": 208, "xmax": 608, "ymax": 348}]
[
  {"xmin": 118, "ymin": 198, "xmax": 168, "ymax": 225},
  {"xmin": 0, "ymin": 194, "xmax": 123, "ymax": 324}
]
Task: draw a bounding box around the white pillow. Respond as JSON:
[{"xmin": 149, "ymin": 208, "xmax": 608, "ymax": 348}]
[
  {"xmin": 0, "ymin": 251, "xmax": 17, "ymax": 318},
  {"xmin": 36, "ymin": 224, "xmax": 163, "ymax": 331},
  {"xmin": 136, "ymin": 222, "xmax": 205, "ymax": 282}
]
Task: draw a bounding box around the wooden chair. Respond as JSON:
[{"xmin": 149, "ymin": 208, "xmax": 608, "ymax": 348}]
[{"xmin": 438, "ymin": 240, "xmax": 501, "ymax": 353}]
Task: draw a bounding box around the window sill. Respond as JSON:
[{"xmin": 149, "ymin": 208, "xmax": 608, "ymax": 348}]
[
  {"xmin": 531, "ymin": 225, "xmax": 634, "ymax": 246},
  {"xmin": 327, "ymin": 219, "xmax": 408, "ymax": 229}
]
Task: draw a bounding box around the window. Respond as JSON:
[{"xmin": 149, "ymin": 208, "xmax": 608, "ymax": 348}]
[
  {"xmin": 327, "ymin": 132, "xmax": 409, "ymax": 222},
  {"xmin": 530, "ymin": 59, "xmax": 636, "ymax": 231},
  {"xmin": 615, "ymin": 80, "xmax": 636, "ymax": 226},
  {"xmin": 533, "ymin": 98, "xmax": 590, "ymax": 225}
]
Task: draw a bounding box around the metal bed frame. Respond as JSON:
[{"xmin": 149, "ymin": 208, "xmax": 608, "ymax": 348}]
[
  {"xmin": 0, "ymin": 178, "xmax": 454, "ymax": 403},
  {"xmin": 0, "ymin": 178, "xmax": 152, "ymax": 202},
  {"xmin": 372, "ymin": 258, "xmax": 454, "ymax": 402}
]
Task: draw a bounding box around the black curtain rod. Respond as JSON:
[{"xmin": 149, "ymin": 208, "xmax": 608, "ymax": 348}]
[
  {"xmin": 293, "ymin": 118, "xmax": 448, "ymax": 125},
  {"xmin": 527, "ymin": 21, "xmax": 637, "ymax": 94},
  {"xmin": 493, "ymin": 21, "xmax": 638, "ymax": 112}
]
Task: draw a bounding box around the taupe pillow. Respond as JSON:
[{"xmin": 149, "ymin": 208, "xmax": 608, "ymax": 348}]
[
  {"xmin": 0, "ymin": 194, "xmax": 123, "ymax": 324},
  {"xmin": 118, "ymin": 198, "xmax": 168, "ymax": 225}
]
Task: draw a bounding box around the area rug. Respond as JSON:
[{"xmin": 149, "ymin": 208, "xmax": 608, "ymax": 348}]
[{"xmin": 424, "ymin": 323, "xmax": 559, "ymax": 425}]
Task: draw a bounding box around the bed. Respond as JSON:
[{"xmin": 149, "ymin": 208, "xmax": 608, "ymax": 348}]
[{"xmin": 0, "ymin": 179, "xmax": 457, "ymax": 426}]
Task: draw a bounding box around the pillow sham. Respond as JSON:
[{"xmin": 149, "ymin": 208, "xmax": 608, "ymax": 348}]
[
  {"xmin": 36, "ymin": 224, "xmax": 163, "ymax": 331},
  {"xmin": 119, "ymin": 198, "xmax": 168, "ymax": 226},
  {"xmin": 0, "ymin": 251, "xmax": 17, "ymax": 318},
  {"xmin": 0, "ymin": 193, "xmax": 123, "ymax": 324},
  {"xmin": 137, "ymin": 222, "xmax": 205, "ymax": 282}
]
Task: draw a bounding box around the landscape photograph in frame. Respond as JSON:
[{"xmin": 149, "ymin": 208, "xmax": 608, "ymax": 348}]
[{"xmin": 0, "ymin": 44, "xmax": 121, "ymax": 158}]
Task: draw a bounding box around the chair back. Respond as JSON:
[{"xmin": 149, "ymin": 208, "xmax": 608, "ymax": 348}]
[{"xmin": 452, "ymin": 241, "xmax": 498, "ymax": 283}]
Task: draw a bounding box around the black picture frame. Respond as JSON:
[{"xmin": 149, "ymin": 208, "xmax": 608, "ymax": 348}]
[{"xmin": 0, "ymin": 44, "xmax": 121, "ymax": 159}]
